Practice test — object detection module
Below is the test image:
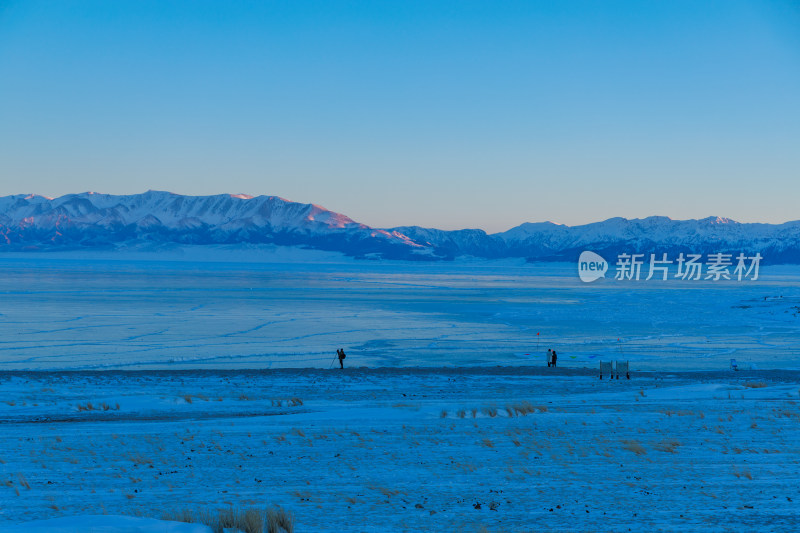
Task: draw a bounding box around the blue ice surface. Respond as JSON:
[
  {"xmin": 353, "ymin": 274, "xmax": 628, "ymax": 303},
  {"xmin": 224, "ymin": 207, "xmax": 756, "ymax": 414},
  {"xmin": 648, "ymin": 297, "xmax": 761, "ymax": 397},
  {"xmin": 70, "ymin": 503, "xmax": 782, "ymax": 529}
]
[{"xmin": 0, "ymin": 254, "xmax": 799, "ymax": 371}]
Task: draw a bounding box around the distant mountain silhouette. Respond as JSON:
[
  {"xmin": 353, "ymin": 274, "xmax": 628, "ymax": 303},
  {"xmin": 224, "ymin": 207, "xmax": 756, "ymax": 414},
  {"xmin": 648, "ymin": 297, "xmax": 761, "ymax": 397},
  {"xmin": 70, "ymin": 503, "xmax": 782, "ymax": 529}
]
[{"xmin": 2, "ymin": 191, "xmax": 798, "ymax": 262}]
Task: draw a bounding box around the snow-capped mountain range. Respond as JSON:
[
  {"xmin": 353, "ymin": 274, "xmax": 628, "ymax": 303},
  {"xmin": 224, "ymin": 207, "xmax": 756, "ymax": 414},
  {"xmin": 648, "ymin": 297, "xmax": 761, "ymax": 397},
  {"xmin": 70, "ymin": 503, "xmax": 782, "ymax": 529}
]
[{"xmin": 1, "ymin": 191, "xmax": 799, "ymax": 262}]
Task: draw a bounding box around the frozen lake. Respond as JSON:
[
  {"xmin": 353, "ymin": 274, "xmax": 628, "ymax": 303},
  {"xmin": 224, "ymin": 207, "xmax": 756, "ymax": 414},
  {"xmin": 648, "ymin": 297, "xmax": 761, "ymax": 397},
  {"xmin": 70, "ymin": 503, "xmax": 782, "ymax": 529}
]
[{"xmin": 1, "ymin": 255, "xmax": 799, "ymax": 371}]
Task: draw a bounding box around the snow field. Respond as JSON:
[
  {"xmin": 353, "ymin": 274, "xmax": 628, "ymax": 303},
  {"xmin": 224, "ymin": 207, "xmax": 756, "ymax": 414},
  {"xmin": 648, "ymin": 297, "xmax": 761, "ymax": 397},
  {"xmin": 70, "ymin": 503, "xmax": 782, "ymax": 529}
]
[{"xmin": 2, "ymin": 369, "xmax": 799, "ymax": 531}]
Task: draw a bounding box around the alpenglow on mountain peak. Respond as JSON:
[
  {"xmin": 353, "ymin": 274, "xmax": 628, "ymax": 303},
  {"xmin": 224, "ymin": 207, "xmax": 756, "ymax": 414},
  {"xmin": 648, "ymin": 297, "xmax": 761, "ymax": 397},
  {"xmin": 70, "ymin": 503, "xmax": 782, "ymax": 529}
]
[{"xmin": 0, "ymin": 191, "xmax": 798, "ymax": 262}]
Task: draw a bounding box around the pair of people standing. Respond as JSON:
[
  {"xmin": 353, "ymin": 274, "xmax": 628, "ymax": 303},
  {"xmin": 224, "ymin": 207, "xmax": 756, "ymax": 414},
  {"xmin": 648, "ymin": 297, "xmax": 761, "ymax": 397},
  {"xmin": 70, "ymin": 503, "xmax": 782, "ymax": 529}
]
[{"xmin": 547, "ymin": 348, "xmax": 558, "ymax": 368}]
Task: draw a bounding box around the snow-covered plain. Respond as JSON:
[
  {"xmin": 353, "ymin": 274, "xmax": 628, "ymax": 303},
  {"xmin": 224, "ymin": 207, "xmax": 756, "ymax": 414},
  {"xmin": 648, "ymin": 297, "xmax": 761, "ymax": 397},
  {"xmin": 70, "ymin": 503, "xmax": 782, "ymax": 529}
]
[
  {"xmin": 2, "ymin": 369, "xmax": 800, "ymax": 531},
  {"xmin": 1, "ymin": 254, "xmax": 800, "ymax": 531}
]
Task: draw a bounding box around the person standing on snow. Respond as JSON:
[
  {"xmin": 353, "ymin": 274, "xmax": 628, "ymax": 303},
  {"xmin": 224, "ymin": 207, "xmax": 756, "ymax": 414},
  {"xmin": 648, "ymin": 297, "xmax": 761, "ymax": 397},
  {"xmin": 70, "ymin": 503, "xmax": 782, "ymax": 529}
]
[
  {"xmin": 547, "ymin": 348, "xmax": 553, "ymax": 367},
  {"xmin": 551, "ymin": 350, "xmax": 558, "ymax": 368},
  {"xmin": 338, "ymin": 348, "xmax": 346, "ymax": 369}
]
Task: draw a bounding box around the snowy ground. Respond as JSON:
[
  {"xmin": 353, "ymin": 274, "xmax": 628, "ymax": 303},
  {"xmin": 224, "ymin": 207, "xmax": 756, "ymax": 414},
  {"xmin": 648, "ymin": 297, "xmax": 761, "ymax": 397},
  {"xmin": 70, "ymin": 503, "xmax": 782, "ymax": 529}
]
[
  {"xmin": 1, "ymin": 254, "xmax": 799, "ymax": 530},
  {"xmin": 1, "ymin": 368, "xmax": 800, "ymax": 531},
  {"xmin": 4, "ymin": 514, "xmax": 211, "ymax": 533}
]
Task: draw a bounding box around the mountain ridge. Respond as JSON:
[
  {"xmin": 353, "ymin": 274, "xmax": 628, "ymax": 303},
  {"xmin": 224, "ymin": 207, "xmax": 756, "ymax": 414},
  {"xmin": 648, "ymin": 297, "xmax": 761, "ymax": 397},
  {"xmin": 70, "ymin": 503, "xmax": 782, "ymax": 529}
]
[{"xmin": 1, "ymin": 191, "xmax": 799, "ymax": 263}]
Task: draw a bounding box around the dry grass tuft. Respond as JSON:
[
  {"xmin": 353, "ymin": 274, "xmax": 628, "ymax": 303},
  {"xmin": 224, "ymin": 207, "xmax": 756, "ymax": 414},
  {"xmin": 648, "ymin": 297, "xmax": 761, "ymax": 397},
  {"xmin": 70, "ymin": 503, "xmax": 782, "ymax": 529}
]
[
  {"xmin": 660, "ymin": 409, "xmax": 695, "ymax": 417},
  {"xmin": 511, "ymin": 401, "xmax": 536, "ymax": 416},
  {"xmin": 230, "ymin": 508, "xmax": 260, "ymax": 532},
  {"xmin": 17, "ymin": 473, "xmax": 30, "ymax": 490},
  {"xmin": 272, "ymin": 398, "xmax": 303, "ymax": 407},
  {"xmin": 391, "ymin": 402, "xmax": 421, "ymax": 411},
  {"xmin": 162, "ymin": 508, "xmax": 194, "ymax": 523},
  {"xmin": 128, "ymin": 453, "xmax": 152, "ymax": 465},
  {"xmin": 162, "ymin": 505, "xmax": 292, "ymax": 533},
  {"xmin": 652, "ymin": 439, "xmax": 681, "ymax": 453},
  {"xmin": 621, "ymin": 439, "xmax": 647, "ymax": 455},
  {"xmin": 76, "ymin": 401, "xmax": 121, "ymax": 412},
  {"xmin": 213, "ymin": 508, "xmax": 247, "ymax": 533},
  {"xmin": 369, "ymin": 485, "xmax": 402, "ymax": 499},
  {"xmin": 266, "ymin": 505, "xmax": 294, "ymax": 533},
  {"xmin": 481, "ymin": 406, "xmax": 498, "ymax": 418}
]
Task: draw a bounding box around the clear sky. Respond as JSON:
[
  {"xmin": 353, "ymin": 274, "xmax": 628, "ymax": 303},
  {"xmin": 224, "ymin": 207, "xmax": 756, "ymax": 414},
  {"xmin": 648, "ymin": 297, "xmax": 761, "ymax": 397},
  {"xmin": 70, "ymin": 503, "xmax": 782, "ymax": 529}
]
[{"xmin": 1, "ymin": 1, "xmax": 798, "ymax": 232}]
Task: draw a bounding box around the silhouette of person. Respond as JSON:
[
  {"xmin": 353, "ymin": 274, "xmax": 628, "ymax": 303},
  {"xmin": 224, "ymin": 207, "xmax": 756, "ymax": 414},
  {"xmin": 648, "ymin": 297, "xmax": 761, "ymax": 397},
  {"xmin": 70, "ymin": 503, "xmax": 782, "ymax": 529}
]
[
  {"xmin": 338, "ymin": 348, "xmax": 346, "ymax": 369},
  {"xmin": 547, "ymin": 348, "xmax": 552, "ymax": 367},
  {"xmin": 551, "ymin": 350, "xmax": 557, "ymax": 368}
]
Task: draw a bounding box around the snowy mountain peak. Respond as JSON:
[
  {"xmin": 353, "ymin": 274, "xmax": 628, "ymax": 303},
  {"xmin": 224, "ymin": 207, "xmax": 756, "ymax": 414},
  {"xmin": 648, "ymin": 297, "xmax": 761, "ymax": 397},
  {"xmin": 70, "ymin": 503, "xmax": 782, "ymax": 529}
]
[
  {"xmin": 23, "ymin": 193, "xmax": 54, "ymax": 201},
  {"xmin": 0, "ymin": 191, "xmax": 432, "ymax": 259},
  {"xmin": 700, "ymin": 216, "xmax": 735, "ymax": 225},
  {"xmin": 0, "ymin": 192, "xmax": 798, "ymax": 262}
]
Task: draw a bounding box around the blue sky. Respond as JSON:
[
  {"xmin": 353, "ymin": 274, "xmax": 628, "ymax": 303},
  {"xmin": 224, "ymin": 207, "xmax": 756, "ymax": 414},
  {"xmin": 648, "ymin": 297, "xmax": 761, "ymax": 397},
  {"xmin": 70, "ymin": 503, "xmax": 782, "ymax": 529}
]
[{"xmin": 1, "ymin": 1, "xmax": 798, "ymax": 232}]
